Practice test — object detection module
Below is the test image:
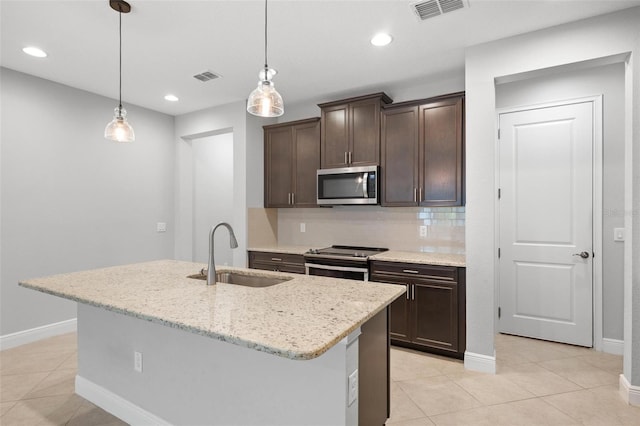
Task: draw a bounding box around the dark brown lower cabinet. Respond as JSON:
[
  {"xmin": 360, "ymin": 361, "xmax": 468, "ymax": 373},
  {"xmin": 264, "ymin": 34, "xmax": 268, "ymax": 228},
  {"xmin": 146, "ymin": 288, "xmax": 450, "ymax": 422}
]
[
  {"xmin": 371, "ymin": 261, "xmax": 466, "ymax": 359},
  {"xmin": 247, "ymin": 251, "xmax": 305, "ymax": 274},
  {"xmin": 358, "ymin": 307, "xmax": 390, "ymax": 426}
]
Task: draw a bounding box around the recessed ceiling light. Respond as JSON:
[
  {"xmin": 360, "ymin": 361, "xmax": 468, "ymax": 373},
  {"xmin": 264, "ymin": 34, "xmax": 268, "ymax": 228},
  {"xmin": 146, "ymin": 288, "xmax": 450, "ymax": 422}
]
[
  {"xmin": 371, "ymin": 33, "xmax": 393, "ymax": 47},
  {"xmin": 22, "ymin": 46, "xmax": 47, "ymax": 58},
  {"xmin": 164, "ymin": 94, "xmax": 179, "ymax": 102}
]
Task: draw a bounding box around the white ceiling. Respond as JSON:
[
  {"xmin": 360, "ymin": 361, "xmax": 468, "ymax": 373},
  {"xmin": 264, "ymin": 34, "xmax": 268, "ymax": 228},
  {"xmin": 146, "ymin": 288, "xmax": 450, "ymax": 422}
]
[{"xmin": 2, "ymin": 0, "xmax": 639, "ymax": 116}]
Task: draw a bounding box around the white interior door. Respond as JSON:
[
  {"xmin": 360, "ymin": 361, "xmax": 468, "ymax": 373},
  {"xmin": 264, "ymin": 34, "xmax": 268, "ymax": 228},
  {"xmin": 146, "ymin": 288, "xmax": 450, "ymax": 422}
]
[{"xmin": 498, "ymin": 101, "xmax": 594, "ymax": 347}]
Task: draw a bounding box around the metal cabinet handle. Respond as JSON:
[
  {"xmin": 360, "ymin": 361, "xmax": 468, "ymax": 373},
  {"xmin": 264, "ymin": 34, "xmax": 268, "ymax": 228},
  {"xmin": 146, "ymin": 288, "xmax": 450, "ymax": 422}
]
[
  {"xmin": 271, "ymin": 257, "xmax": 282, "ymax": 262},
  {"xmin": 406, "ymin": 284, "xmax": 410, "ymax": 300},
  {"xmin": 349, "ymin": 152, "xmax": 352, "ymax": 164},
  {"xmin": 291, "ymin": 192, "xmax": 295, "ymax": 205},
  {"xmin": 344, "ymin": 152, "xmax": 348, "ymax": 164},
  {"xmin": 414, "ymin": 188, "xmax": 417, "ymax": 203},
  {"xmin": 403, "ymin": 269, "xmax": 420, "ymax": 274},
  {"xmin": 411, "ymin": 284, "xmax": 415, "ymax": 300},
  {"xmin": 572, "ymin": 251, "xmax": 590, "ymax": 259},
  {"xmin": 419, "ymin": 187, "xmax": 423, "ymax": 203}
]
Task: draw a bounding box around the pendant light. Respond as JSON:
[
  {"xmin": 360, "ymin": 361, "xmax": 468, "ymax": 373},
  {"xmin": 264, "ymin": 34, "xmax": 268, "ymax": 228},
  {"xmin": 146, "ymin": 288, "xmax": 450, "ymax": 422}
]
[
  {"xmin": 104, "ymin": 0, "xmax": 135, "ymax": 142},
  {"xmin": 247, "ymin": 0, "xmax": 284, "ymax": 117}
]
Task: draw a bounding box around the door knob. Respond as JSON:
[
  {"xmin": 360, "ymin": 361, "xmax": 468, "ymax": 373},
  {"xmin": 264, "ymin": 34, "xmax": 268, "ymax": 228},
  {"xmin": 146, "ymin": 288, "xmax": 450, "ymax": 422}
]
[{"xmin": 572, "ymin": 251, "xmax": 590, "ymax": 259}]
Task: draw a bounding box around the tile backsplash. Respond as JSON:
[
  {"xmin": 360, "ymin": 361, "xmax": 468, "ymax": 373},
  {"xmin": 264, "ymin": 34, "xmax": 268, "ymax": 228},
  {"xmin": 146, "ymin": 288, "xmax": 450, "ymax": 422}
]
[{"xmin": 276, "ymin": 206, "xmax": 465, "ymax": 253}]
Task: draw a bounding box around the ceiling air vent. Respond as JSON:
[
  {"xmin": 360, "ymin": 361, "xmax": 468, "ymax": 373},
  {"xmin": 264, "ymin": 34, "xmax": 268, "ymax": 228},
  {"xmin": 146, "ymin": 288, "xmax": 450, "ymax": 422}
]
[
  {"xmin": 193, "ymin": 70, "xmax": 221, "ymax": 82},
  {"xmin": 411, "ymin": 0, "xmax": 467, "ymax": 20}
]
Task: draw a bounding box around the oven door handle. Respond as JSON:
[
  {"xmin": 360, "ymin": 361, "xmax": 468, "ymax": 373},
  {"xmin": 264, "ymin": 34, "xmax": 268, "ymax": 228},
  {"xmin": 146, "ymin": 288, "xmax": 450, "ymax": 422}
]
[{"xmin": 304, "ymin": 263, "xmax": 368, "ymax": 273}]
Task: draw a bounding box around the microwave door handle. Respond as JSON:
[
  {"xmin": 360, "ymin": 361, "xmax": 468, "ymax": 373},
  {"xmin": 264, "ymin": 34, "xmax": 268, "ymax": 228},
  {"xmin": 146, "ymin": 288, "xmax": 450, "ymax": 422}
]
[{"xmin": 362, "ymin": 173, "xmax": 369, "ymax": 198}]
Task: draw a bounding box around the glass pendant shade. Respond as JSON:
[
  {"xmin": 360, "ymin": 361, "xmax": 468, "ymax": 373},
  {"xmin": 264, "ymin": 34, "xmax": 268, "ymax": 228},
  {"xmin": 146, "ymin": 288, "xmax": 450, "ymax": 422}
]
[
  {"xmin": 104, "ymin": 106, "xmax": 135, "ymax": 142},
  {"xmin": 247, "ymin": 0, "xmax": 284, "ymax": 117},
  {"xmin": 247, "ymin": 78, "xmax": 284, "ymax": 118}
]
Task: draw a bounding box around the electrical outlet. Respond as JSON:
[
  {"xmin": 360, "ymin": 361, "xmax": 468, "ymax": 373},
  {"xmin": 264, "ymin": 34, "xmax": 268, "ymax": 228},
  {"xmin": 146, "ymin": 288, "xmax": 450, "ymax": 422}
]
[
  {"xmin": 614, "ymin": 228, "xmax": 625, "ymax": 242},
  {"xmin": 419, "ymin": 225, "xmax": 427, "ymax": 237},
  {"xmin": 348, "ymin": 369, "xmax": 358, "ymax": 406},
  {"xmin": 156, "ymin": 222, "xmax": 167, "ymax": 233},
  {"xmin": 134, "ymin": 351, "xmax": 143, "ymax": 373},
  {"xmin": 300, "ymin": 223, "xmax": 306, "ymax": 233}
]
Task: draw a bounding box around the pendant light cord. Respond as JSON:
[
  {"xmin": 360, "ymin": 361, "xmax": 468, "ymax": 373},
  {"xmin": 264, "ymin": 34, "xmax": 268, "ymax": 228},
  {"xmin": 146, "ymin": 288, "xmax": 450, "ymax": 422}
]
[
  {"xmin": 264, "ymin": 0, "xmax": 268, "ymax": 75},
  {"xmin": 118, "ymin": 10, "xmax": 123, "ymax": 111}
]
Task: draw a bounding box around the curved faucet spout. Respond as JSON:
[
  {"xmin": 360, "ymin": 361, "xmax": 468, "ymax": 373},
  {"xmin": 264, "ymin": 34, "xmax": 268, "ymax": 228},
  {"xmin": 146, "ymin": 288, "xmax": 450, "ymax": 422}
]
[{"xmin": 207, "ymin": 222, "xmax": 238, "ymax": 285}]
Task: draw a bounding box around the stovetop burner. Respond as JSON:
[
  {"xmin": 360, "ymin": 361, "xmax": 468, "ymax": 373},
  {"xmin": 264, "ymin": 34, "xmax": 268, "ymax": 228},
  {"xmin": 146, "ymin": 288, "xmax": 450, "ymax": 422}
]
[{"xmin": 306, "ymin": 245, "xmax": 388, "ymax": 259}]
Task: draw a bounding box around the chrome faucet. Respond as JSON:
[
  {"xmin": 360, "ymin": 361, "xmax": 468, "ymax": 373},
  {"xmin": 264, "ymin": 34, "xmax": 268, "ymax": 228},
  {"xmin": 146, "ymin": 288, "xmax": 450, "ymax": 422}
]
[{"xmin": 207, "ymin": 222, "xmax": 239, "ymax": 285}]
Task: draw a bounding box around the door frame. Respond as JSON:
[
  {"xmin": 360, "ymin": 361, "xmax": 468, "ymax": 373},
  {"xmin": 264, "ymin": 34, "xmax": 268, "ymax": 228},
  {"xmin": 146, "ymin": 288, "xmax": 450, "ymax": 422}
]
[{"xmin": 494, "ymin": 95, "xmax": 604, "ymax": 350}]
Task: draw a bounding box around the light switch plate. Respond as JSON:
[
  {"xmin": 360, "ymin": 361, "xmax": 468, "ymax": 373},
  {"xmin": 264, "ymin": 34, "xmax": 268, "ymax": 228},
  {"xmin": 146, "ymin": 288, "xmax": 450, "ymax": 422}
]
[
  {"xmin": 156, "ymin": 222, "xmax": 167, "ymax": 233},
  {"xmin": 348, "ymin": 369, "xmax": 358, "ymax": 406},
  {"xmin": 614, "ymin": 228, "xmax": 625, "ymax": 242},
  {"xmin": 134, "ymin": 351, "xmax": 143, "ymax": 373},
  {"xmin": 300, "ymin": 223, "xmax": 306, "ymax": 233}
]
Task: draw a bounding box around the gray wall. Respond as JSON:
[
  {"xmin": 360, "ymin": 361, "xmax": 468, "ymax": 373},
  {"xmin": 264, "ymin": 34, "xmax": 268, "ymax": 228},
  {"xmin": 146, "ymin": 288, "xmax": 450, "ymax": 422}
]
[
  {"xmin": 495, "ymin": 63, "xmax": 626, "ymax": 341},
  {"xmin": 276, "ymin": 70, "xmax": 465, "ymax": 123},
  {"xmin": 0, "ymin": 68, "xmax": 175, "ymax": 335},
  {"xmin": 173, "ymin": 101, "xmax": 270, "ymax": 268}
]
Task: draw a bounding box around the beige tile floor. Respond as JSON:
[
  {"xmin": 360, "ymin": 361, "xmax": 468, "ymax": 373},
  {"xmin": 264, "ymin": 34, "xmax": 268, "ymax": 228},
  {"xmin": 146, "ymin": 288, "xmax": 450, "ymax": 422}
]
[
  {"xmin": 387, "ymin": 334, "xmax": 639, "ymax": 425},
  {"xmin": 1, "ymin": 332, "xmax": 638, "ymax": 425}
]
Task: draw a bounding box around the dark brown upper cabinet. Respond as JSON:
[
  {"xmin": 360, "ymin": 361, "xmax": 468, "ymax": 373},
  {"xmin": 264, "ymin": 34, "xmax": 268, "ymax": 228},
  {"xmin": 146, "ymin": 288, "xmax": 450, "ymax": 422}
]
[
  {"xmin": 319, "ymin": 92, "xmax": 392, "ymax": 169},
  {"xmin": 264, "ymin": 118, "xmax": 320, "ymax": 208},
  {"xmin": 381, "ymin": 93, "xmax": 465, "ymax": 207}
]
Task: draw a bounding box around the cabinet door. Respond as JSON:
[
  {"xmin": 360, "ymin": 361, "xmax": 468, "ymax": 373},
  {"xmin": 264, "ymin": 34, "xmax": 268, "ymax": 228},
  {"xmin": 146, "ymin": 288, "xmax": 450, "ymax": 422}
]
[
  {"xmin": 389, "ymin": 285, "xmax": 411, "ymax": 342},
  {"xmin": 419, "ymin": 97, "xmax": 463, "ymax": 206},
  {"xmin": 381, "ymin": 106, "xmax": 419, "ymax": 206},
  {"xmin": 264, "ymin": 127, "xmax": 293, "ymax": 207},
  {"xmin": 293, "ymin": 120, "xmax": 320, "ymax": 207},
  {"xmin": 371, "ymin": 271, "xmax": 411, "ymax": 343},
  {"xmin": 350, "ymin": 99, "xmax": 380, "ymax": 166},
  {"xmin": 321, "ymin": 104, "xmax": 349, "ymax": 168},
  {"xmin": 412, "ymin": 279, "xmax": 459, "ymax": 353}
]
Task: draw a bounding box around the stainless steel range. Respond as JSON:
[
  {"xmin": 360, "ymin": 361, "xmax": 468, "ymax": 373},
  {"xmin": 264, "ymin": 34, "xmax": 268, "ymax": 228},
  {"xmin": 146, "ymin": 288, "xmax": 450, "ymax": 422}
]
[{"xmin": 304, "ymin": 245, "xmax": 388, "ymax": 281}]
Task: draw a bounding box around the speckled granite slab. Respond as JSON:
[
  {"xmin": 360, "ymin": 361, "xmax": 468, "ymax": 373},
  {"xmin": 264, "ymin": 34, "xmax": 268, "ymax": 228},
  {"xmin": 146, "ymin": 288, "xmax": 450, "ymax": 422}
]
[
  {"xmin": 370, "ymin": 251, "xmax": 466, "ymax": 267},
  {"xmin": 19, "ymin": 260, "xmax": 404, "ymax": 360},
  {"xmin": 247, "ymin": 245, "xmax": 312, "ymax": 255}
]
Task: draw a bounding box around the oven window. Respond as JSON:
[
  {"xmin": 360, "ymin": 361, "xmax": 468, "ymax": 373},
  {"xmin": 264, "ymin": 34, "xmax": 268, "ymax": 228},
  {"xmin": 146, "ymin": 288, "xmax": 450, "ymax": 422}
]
[{"xmin": 307, "ymin": 266, "xmax": 366, "ymax": 281}]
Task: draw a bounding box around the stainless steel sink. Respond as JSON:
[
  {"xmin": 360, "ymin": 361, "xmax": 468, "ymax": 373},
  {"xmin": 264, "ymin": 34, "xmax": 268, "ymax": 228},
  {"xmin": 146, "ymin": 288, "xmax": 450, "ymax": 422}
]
[{"xmin": 187, "ymin": 271, "xmax": 291, "ymax": 287}]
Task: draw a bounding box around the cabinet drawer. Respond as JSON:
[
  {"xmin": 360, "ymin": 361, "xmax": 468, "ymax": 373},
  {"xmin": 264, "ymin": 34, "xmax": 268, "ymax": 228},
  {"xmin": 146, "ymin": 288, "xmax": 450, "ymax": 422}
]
[
  {"xmin": 248, "ymin": 251, "xmax": 305, "ymax": 274},
  {"xmin": 249, "ymin": 251, "xmax": 304, "ymax": 265},
  {"xmin": 370, "ymin": 261, "xmax": 457, "ymax": 281}
]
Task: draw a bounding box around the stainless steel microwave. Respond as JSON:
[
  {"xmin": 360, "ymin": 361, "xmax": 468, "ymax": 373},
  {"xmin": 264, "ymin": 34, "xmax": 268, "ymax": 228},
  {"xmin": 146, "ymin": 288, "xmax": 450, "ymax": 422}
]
[{"xmin": 317, "ymin": 165, "xmax": 378, "ymax": 205}]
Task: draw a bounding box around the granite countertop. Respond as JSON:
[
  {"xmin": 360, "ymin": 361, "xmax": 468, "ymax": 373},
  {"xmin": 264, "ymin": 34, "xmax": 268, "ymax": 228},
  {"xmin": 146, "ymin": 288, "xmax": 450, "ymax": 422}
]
[
  {"xmin": 247, "ymin": 245, "xmax": 312, "ymax": 255},
  {"xmin": 247, "ymin": 245, "xmax": 466, "ymax": 267},
  {"xmin": 19, "ymin": 260, "xmax": 404, "ymax": 360},
  {"xmin": 369, "ymin": 251, "xmax": 466, "ymax": 267}
]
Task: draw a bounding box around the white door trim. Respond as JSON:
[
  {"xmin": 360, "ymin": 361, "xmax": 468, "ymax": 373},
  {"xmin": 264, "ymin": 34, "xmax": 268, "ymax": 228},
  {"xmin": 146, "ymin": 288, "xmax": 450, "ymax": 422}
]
[{"xmin": 494, "ymin": 95, "xmax": 603, "ymax": 350}]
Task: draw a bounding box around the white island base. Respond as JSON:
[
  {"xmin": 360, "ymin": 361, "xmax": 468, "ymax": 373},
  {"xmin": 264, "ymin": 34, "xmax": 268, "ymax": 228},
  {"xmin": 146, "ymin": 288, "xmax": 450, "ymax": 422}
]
[{"xmin": 75, "ymin": 303, "xmax": 387, "ymax": 426}]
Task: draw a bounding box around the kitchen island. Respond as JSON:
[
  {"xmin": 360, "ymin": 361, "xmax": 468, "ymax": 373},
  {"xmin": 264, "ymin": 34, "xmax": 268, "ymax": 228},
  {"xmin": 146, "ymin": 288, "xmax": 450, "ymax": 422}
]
[{"xmin": 19, "ymin": 260, "xmax": 404, "ymax": 426}]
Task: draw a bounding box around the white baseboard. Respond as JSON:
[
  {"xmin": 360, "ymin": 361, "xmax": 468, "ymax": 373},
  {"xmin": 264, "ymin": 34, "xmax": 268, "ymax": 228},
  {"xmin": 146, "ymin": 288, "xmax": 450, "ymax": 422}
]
[
  {"xmin": 0, "ymin": 318, "xmax": 77, "ymax": 351},
  {"xmin": 619, "ymin": 374, "xmax": 640, "ymax": 407},
  {"xmin": 76, "ymin": 375, "xmax": 172, "ymax": 426},
  {"xmin": 464, "ymin": 350, "xmax": 496, "ymax": 374},
  {"xmin": 602, "ymin": 338, "xmax": 624, "ymax": 355}
]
